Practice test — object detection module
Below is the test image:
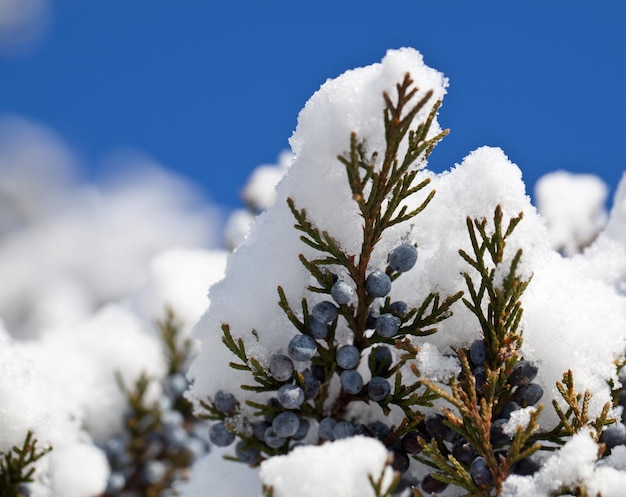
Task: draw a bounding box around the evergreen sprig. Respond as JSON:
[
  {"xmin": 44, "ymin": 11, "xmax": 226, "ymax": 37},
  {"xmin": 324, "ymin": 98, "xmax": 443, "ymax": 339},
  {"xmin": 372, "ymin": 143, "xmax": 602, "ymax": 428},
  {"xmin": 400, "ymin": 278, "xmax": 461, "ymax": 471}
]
[
  {"xmin": 209, "ymin": 72, "xmax": 462, "ymax": 469},
  {"xmin": 0, "ymin": 431, "xmax": 51, "ymax": 497},
  {"xmin": 550, "ymin": 369, "xmax": 614, "ymax": 442},
  {"xmin": 418, "ymin": 206, "xmax": 541, "ymax": 496}
]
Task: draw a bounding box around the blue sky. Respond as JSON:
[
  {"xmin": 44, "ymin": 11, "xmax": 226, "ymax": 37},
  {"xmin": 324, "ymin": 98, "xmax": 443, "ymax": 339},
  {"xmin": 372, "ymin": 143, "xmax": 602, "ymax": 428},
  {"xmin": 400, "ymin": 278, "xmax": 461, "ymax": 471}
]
[{"xmin": 1, "ymin": 1, "xmax": 625, "ymax": 210}]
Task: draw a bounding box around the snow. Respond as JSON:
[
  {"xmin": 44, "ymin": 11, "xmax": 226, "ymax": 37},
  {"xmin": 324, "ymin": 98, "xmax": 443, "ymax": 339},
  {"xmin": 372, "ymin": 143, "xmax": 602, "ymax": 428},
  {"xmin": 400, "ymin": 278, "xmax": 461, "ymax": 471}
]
[
  {"xmin": 259, "ymin": 436, "xmax": 395, "ymax": 497},
  {"xmin": 184, "ymin": 47, "xmax": 626, "ymax": 496},
  {"xmin": 188, "ymin": 46, "xmax": 449, "ymax": 408},
  {"xmin": 1, "ymin": 47, "xmax": 626, "ymax": 496},
  {"xmin": 535, "ymin": 170, "xmax": 608, "ymax": 255},
  {"xmin": 175, "ymin": 448, "xmax": 262, "ymax": 497}
]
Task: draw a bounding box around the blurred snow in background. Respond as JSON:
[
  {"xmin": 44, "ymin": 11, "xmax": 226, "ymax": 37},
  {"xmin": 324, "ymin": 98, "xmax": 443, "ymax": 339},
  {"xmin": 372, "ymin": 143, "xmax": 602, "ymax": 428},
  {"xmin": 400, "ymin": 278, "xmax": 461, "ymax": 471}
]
[{"xmin": 0, "ymin": 0, "xmax": 50, "ymax": 56}]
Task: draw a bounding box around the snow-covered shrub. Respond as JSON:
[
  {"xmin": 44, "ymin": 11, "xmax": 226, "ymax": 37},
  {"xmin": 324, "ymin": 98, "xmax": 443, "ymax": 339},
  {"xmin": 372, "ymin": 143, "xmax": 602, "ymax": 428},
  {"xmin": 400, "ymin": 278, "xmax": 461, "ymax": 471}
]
[{"xmin": 185, "ymin": 48, "xmax": 626, "ymax": 497}]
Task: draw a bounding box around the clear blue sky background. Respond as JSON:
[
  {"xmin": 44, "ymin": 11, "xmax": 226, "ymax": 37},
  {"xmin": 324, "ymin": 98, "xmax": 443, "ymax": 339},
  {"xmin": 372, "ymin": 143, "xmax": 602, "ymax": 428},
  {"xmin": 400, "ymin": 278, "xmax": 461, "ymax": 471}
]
[{"xmin": 1, "ymin": 1, "xmax": 625, "ymax": 210}]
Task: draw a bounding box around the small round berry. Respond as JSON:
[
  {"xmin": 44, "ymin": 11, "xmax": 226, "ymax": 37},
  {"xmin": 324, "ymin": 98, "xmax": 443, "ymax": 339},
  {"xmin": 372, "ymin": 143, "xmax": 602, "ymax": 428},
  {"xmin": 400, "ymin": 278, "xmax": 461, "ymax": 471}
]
[
  {"xmin": 490, "ymin": 419, "xmax": 512, "ymax": 445},
  {"xmin": 368, "ymin": 376, "xmax": 391, "ymax": 402},
  {"xmin": 508, "ymin": 360, "xmax": 539, "ymax": 386},
  {"xmin": 469, "ymin": 340, "xmax": 487, "ymax": 367},
  {"xmin": 264, "ymin": 427, "xmax": 287, "ymax": 448},
  {"xmin": 336, "ymin": 345, "xmax": 360, "ymax": 370},
  {"xmin": 372, "ymin": 346, "xmax": 393, "ymax": 374},
  {"xmin": 421, "ymin": 474, "xmax": 448, "ymax": 493},
  {"xmin": 498, "ymin": 401, "xmax": 520, "ymax": 420},
  {"xmin": 143, "ymin": 460, "xmax": 167, "ymax": 485},
  {"xmin": 277, "ymin": 384, "xmax": 305, "ymax": 409},
  {"xmin": 340, "ymin": 369, "xmax": 363, "ymax": 394},
  {"xmin": 288, "ymin": 334, "xmax": 317, "ymax": 362},
  {"xmin": 389, "ymin": 301, "xmax": 409, "ymax": 318},
  {"xmin": 236, "ymin": 441, "xmax": 260, "ymax": 464},
  {"xmin": 311, "ymin": 301, "xmax": 339, "ymax": 323},
  {"xmin": 209, "ymin": 422, "xmax": 235, "ymax": 447},
  {"xmin": 331, "ymin": 281, "xmax": 354, "ymax": 305},
  {"xmin": 272, "ymin": 412, "xmax": 300, "ymax": 438},
  {"xmin": 318, "ymin": 417, "xmax": 336, "ymax": 441},
  {"xmin": 425, "ymin": 414, "xmax": 457, "ymax": 443},
  {"xmin": 375, "ymin": 313, "xmax": 401, "ymax": 337},
  {"xmin": 470, "ymin": 457, "xmax": 492, "ymax": 486},
  {"xmin": 251, "ymin": 420, "xmax": 271, "ymax": 441},
  {"xmin": 401, "ymin": 432, "xmax": 424, "ymax": 454},
  {"xmin": 600, "ymin": 422, "xmax": 626, "ymax": 448},
  {"xmin": 390, "ymin": 448, "xmax": 410, "ymax": 473},
  {"xmin": 333, "ymin": 421, "xmax": 355, "ymax": 439},
  {"xmin": 302, "ymin": 369, "xmax": 321, "ymax": 399},
  {"xmin": 214, "ymin": 390, "xmax": 238, "ymax": 415},
  {"xmin": 452, "ymin": 438, "xmax": 475, "ymax": 462},
  {"xmin": 269, "ymin": 354, "xmax": 294, "ymax": 381},
  {"xmin": 366, "ymin": 270, "xmax": 392, "ymax": 298},
  {"xmin": 308, "ymin": 315, "xmax": 328, "ymax": 339},
  {"xmin": 515, "ymin": 383, "xmax": 543, "ymax": 406},
  {"xmin": 388, "ymin": 244, "xmax": 418, "ymax": 272},
  {"xmin": 292, "ymin": 417, "xmax": 310, "ymax": 441}
]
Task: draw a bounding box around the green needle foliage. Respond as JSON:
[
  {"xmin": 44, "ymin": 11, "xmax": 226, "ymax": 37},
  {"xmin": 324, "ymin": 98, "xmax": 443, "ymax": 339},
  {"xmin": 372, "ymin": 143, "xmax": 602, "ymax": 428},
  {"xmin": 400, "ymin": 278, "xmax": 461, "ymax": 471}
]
[
  {"xmin": 202, "ymin": 73, "xmax": 619, "ymax": 496},
  {"xmin": 0, "ymin": 431, "xmax": 51, "ymax": 497},
  {"xmin": 206, "ymin": 72, "xmax": 462, "ymax": 462}
]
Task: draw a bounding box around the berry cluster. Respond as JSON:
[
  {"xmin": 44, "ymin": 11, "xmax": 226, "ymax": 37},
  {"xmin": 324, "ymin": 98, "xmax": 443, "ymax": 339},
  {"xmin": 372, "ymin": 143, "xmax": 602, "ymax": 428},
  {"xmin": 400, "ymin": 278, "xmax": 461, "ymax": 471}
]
[{"xmin": 103, "ymin": 312, "xmax": 210, "ymax": 497}]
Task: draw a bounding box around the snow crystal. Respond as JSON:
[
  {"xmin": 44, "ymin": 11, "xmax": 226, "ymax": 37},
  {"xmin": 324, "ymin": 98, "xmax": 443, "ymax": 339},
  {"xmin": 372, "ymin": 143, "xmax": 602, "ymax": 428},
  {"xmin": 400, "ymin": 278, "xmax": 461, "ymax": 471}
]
[
  {"xmin": 415, "ymin": 342, "xmax": 460, "ymax": 382},
  {"xmin": 535, "ymin": 170, "xmax": 608, "ymax": 255},
  {"xmin": 259, "ymin": 436, "xmax": 395, "ymax": 497}
]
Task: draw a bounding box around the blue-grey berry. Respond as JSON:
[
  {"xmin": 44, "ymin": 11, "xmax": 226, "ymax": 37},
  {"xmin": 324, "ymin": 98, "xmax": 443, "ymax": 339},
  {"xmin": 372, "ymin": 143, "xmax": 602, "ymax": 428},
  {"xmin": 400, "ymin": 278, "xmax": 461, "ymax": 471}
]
[
  {"xmin": 308, "ymin": 315, "xmax": 328, "ymax": 339},
  {"xmin": 166, "ymin": 373, "xmax": 189, "ymax": 398},
  {"xmin": 331, "ymin": 281, "xmax": 354, "ymax": 305},
  {"xmin": 366, "ymin": 270, "xmax": 392, "ymax": 297},
  {"xmin": 469, "ymin": 340, "xmax": 487, "ymax": 367},
  {"xmin": 236, "ymin": 441, "xmax": 260, "ymax": 464},
  {"xmin": 277, "ymin": 384, "xmax": 305, "ymax": 409},
  {"xmin": 368, "ymin": 376, "xmax": 391, "ymax": 401},
  {"xmin": 292, "ymin": 417, "xmax": 310, "ymax": 441},
  {"xmin": 375, "ymin": 313, "xmax": 401, "ymax": 337},
  {"xmin": 318, "ymin": 417, "xmax": 336, "ymax": 441},
  {"xmin": 425, "ymin": 414, "xmax": 457, "ymax": 442},
  {"xmin": 388, "ymin": 244, "xmax": 418, "ymax": 272},
  {"xmin": 302, "ymin": 368, "xmax": 321, "ymax": 399},
  {"xmin": 452, "ymin": 438, "xmax": 475, "ymax": 462},
  {"xmin": 264, "ymin": 427, "xmax": 287, "ymax": 448},
  {"xmin": 214, "ymin": 390, "xmax": 238, "ymax": 415},
  {"xmin": 390, "ymin": 448, "xmax": 410, "ymax": 473},
  {"xmin": 269, "ymin": 354, "xmax": 294, "ymax": 381},
  {"xmin": 600, "ymin": 422, "xmax": 626, "ymax": 448},
  {"xmin": 273, "ymin": 412, "xmax": 300, "ymax": 437},
  {"xmin": 389, "ymin": 301, "xmax": 409, "ymax": 318},
  {"xmin": 421, "ymin": 475, "xmax": 448, "ymax": 493},
  {"xmin": 515, "ymin": 383, "xmax": 543, "ymax": 406},
  {"xmin": 509, "ymin": 360, "xmax": 539, "ymax": 386},
  {"xmin": 373, "ymin": 346, "xmax": 393, "ymax": 374},
  {"xmin": 365, "ymin": 312, "xmax": 377, "ymax": 330},
  {"xmin": 209, "ymin": 422, "xmax": 235, "ymax": 447},
  {"xmin": 333, "ymin": 421, "xmax": 355, "ymax": 439},
  {"xmin": 490, "ymin": 419, "xmax": 512, "ymax": 445},
  {"xmin": 251, "ymin": 420, "xmax": 271, "ymax": 441},
  {"xmin": 340, "ymin": 369, "xmax": 363, "ymax": 394},
  {"xmin": 499, "ymin": 401, "xmax": 520, "ymax": 420},
  {"xmin": 368, "ymin": 420, "xmax": 391, "ymax": 439},
  {"xmin": 401, "ymin": 432, "xmax": 424, "ymax": 454},
  {"xmin": 312, "ymin": 301, "xmax": 339, "ymax": 323},
  {"xmin": 288, "ymin": 334, "xmax": 317, "ymax": 362},
  {"xmin": 336, "ymin": 345, "xmax": 360, "ymax": 370},
  {"xmin": 470, "ymin": 457, "xmax": 492, "ymax": 486}
]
